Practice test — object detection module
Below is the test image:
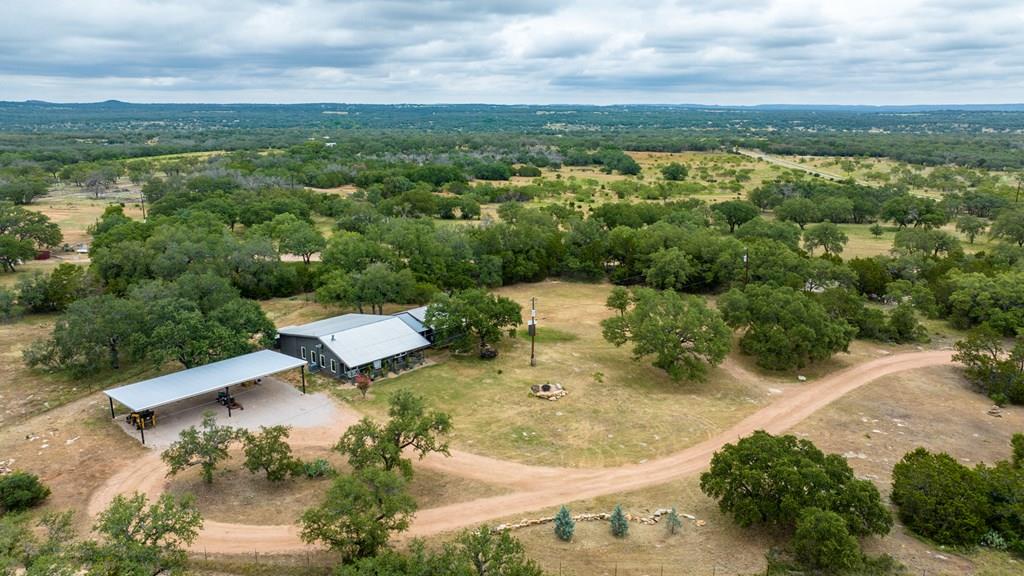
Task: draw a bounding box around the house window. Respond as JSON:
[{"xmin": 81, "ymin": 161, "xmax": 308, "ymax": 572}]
[
  {"xmin": 320, "ymin": 354, "xmax": 326, "ymax": 368},
  {"xmin": 330, "ymin": 359, "xmax": 337, "ymax": 373},
  {"xmin": 300, "ymin": 345, "xmax": 306, "ymax": 359}
]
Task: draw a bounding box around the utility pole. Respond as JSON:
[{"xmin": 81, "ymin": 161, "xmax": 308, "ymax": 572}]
[
  {"xmin": 139, "ymin": 187, "xmax": 147, "ymax": 221},
  {"xmin": 529, "ymin": 297, "xmax": 537, "ymax": 367}
]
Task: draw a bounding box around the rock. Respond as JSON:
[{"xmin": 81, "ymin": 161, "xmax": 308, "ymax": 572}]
[
  {"xmin": 695, "ymin": 520, "xmax": 706, "ymax": 527},
  {"xmin": 797, "ymin": 375, "xmax": 807, "ymax": 382}
]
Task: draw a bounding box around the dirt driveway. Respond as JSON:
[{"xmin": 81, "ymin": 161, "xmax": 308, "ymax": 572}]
[{"xmin": 85, "ymin": 350, "xmax": 956, "ymax": 553}]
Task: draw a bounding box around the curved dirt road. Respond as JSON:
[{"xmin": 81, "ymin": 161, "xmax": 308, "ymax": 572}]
[{"xmin": 88, "ymin": 350, "xmax": 954, "ymax": 553}]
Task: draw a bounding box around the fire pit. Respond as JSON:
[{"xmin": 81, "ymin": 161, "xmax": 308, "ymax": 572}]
[{"xmin": 530, "ymin": 382, "xmax": 567, "ymax": 401}]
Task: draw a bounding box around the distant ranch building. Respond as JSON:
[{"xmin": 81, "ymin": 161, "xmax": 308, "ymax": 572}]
[{"xmin": 277, "ymin": 307, "xmax": 431, "ymax": 380}]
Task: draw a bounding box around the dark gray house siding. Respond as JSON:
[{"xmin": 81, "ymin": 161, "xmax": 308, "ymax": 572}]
[{"xmin": 278, "ymin": 334, "xmax": 347, "ymax": 377}]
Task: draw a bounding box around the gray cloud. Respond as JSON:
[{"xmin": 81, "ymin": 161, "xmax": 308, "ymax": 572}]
[{"xmin": 0, "ymin": 0, "xmax": 1021, "ymax": 104}]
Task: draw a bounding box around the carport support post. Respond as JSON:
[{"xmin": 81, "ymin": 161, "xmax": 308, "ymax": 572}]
[
  {"xmin": 226, "ymin": 387, "xmax": 231, "ymax": 417},
  {"xmin": 109, "ymin": 397, "xmax": 115, "ymax": 419},
  {"xmin": 139, "ymin": 425, "xmax": 145, "ymax": 445},
  {"xmin": 301, "ymin": 365, "xmax": 306, "ymax": 394}
]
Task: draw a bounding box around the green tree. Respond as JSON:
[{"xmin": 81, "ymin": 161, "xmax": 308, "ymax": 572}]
[
  {"xmin": 891, "ymin": 448, "xmax": 989, "ymax": 546},
  {"xmin": 161, "ymin": 412, "xmax": 241, "ymax": 484},
  {"xmin": 893, "ymin": 228, "xmax": 962, "ymax": 258},
  {"xmin": 869, "ymin": 223, "xmax": 885, "ymax": 237},
  {"xmin": 643, "ymin": 247, "xmax": 696, "ymax": 291},
  {"xmin": 601, "ymin": 288, "xmax": 731, "ymax": 381},
  {"xmin": 661, "ymin": 162, "xmax": 688, "ymax": 181},
  {"xmin": 719, "ymin": 285, "xmax": 856, "ymax": 370},
  {"xmin": 947, "ymin": 271, "xmax": 1024, "ymax": 335},
  {"xmin": 15, "ymin": 263, "xmax": 86, "ymax": 313},
  {"xmin": 425, "ymin": 289, "xmax": 522, "ymax": 356},
  {"xmin": 775, "ymin": 197, "xmax": 820, "ymax": 229},
  {"xmin": 242, "ymin": 425, "xmax": 300, "ymax": 482},
  {"xmin": 554, "ymin": 506, "xmax": 574, "ymax": 542},
  {"xmin": 335, "ymin": 390, "xmax": 452, "ymax": 479},
  {"xmin": 92, "ymin": 492, "xmax": 202, "ymax": 575},
  {"xmin": 437, "ymin": 526, "xmax": 545, "ymax": 576},
  {"xmin": 0, "ymin": 471, "xmax": 50, "ymax": 513},
  {"xmin": 665, "ymin": 508, "xmax": 682, "ymax": 535},
  {"xmin": 0, "ymin": 236, "xmax": 35, "ymax": 273},
  {"xmin": 956, "ymin": 214, "xmax": 987, "ymax": 244},
  {"xmin": 606, "ymin": 286, "xmax": 632, "ymax": 317},
  {"xmin": 803, "ymin": 222, "xmax": 848, "ymax": 255},
  {"xmin": 712, "ymin": 200, "xmax": 759, "ymax": 233},
  {"xmin": 31, "ymin": 294, "xmax": 144, "ymax": 372},
  {"xmin": 792, "ymin": 508, "xmax": 863, "ymax": 573},
  {"xmin": 886, "ymin": 304, "xmax": 928, "ymax": 344},
  {"xmin": 0, "ymin": 202, "xmax": 63, "ymax": 252},
  {"xmin": 953, "ymin": 327, "xmax": 1024, "ymax": 404},
  {"xmin": 610, "ymin": 505, "xmax": 629, "ymax": 538},
  {"xmin": 991, "ymin": 207, "xmax": 1024, "ymax": 246},
  {"xmin": 258, "ymin": 212, "xmax": 326, "ymax": 264},
  {"xmin": 700, "ymin": 431, "xmax": 891, "ymax": 536},
  {"xmin": 347, "ymin": 263, "xmax": 417, "ymax": 314},
  {"xmin": 735, "ymin": 218, "xmax": 802, "ymax": 250},
  {"xmin": 299, "ymin": 468, "xmax": 416, "ymax": 561}
]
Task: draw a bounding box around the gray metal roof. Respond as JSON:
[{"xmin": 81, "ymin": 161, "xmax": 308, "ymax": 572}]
[
  {"xmin": 403, "ymin": 305, "xmax": 428, "ymax": 323},
  {"xmin": 103, "ymin": 350, "xmax": 306, "ymax": 412},
  {"xmin": 278, "ymin": 314, "xmax": 388, "ymax": 337},
  {"xmin": 323, "ymin": 316, "xmax": 430, "ymax": 368}
]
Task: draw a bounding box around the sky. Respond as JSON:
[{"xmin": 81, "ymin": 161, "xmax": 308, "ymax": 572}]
[{"xmin": 1, "ymin": 0, "xmax": 1022, "ymax": 105}]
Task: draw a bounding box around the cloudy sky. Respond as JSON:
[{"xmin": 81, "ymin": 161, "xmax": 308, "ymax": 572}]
[{"xmin": 1, "ymin": 0, "xmax": 1022, "ymax": 104}]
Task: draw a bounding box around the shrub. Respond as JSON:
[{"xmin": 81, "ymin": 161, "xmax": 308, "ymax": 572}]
[
  {"xmin": 0, "ymin": 472, "xmax": 50, "ymax": 513},
  {"xmin": 610, "ymin": 505, "xmax": 628, "ymax": 538},
  {"xmin": 792, "ymin": 508, "xmax": 863, "ymax": 573},
  {"xmin": 554, "ymin": 506, "xmax": 574, "ymax": 542},
  {"xmin": 701, "ymin": 431, "xmax": 891, "ymax": 536},
  {"xmin": 891, "ymin": 448, "xmax": 989, "ymax": 546},
  {"xmin": 665, "ymin": 508, "xmax": 682, "ymax": 535},
  {"xmin": 302, "ymin": 458, "xmax": 335, "ymax": 478}
]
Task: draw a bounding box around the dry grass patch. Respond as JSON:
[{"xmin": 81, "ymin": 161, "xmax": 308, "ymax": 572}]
[
  {"xmin": 167, "ymin": 446, "xmax": 509, "ymax": 526},
  {"xmin": 337, "ymin": 281, "xmax": 768, "ymax": 468}
]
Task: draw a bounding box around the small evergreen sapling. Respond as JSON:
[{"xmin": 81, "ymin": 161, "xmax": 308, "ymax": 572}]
[
  {"xmin": 665, "ymin": 508, "xmax": 682, "ymax": 535},
  {"xmin": 610, "ymin": 505, "xmax": 629, "ymax": 538},
  {"xmin": 554, "ymin": 506, "xmax": 575, "ymax": 542}
]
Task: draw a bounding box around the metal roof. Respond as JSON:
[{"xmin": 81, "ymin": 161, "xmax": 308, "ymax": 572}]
[
  {"xmin": 394, "ymin": 312, "xmax": 426, "ymax": 334},
  {"xmin": 103, "ymin": 350, "xmax": 305, "ymax": 412},
  {"xmin": 278, "ymin": 314, "xmax": 388, "ymax": 337},
  {"xmin": 403, "ymin": 305, "xmax": 428, "ymax": 323},
  {"xmin": 323, "ymin": 316, "xmax": 430, "ymax": 368}
]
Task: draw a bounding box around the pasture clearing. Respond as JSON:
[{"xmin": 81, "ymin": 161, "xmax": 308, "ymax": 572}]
[
  {"xmin": 335, "ymin": 281, "xmax": 777, "ymax": 468},
  {"xmin": 494, "ymin": 364, "xmax": 1021, "ymax": 576}
]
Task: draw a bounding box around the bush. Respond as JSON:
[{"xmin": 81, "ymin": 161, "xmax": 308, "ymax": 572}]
[
  {"xmin": 792, "ymin": 508, "xmax": 863, "ymax": 573},
  {"xmin": 554, "ymin": 506, "xmax": 574, "ymax": 542},
  {"xmin": 665, "ymin": 508, "xmax": 682, "ymax": 535},
  {"xmin": 891, "ymin": 448, "xmax": 989, "ymax": 546},
  {"xmin": 0, "ymin": 472, "xmax": 50, "ymax": 513},
  {"xmin": 701, "ymin": 431, "xmax": 891, "ymax": 536},
  {"xmin": 302, "ymin": 458, "xmax": 335, "ymax": 478},
  {"xmin": 610, "ymin": 505, "xmax": 628, "ymax": 538}
]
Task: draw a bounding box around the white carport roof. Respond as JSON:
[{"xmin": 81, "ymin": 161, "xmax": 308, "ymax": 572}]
[{"xmin": 103, "ymin": 350, "xmax": 305, "ymax": 412}]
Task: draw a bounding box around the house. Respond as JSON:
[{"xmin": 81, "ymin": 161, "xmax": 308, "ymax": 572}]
[{"xmin": 277, "ymin": 309, "xmax": 431, "ymax": 381}]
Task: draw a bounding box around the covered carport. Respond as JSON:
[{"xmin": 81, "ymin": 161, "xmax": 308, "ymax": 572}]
[{"xmin": 103, "ymin": 350, "xmax": 307, "ymax": 444}]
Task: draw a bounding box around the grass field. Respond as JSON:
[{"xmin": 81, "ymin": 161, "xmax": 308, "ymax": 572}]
[
  {"xmin": 334, "ymin": 281, "xmax": 770, "ymax": 468},
  {"xmin": 484, "ymin": 365, "xmax": 1023, "ymax": 576}
]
